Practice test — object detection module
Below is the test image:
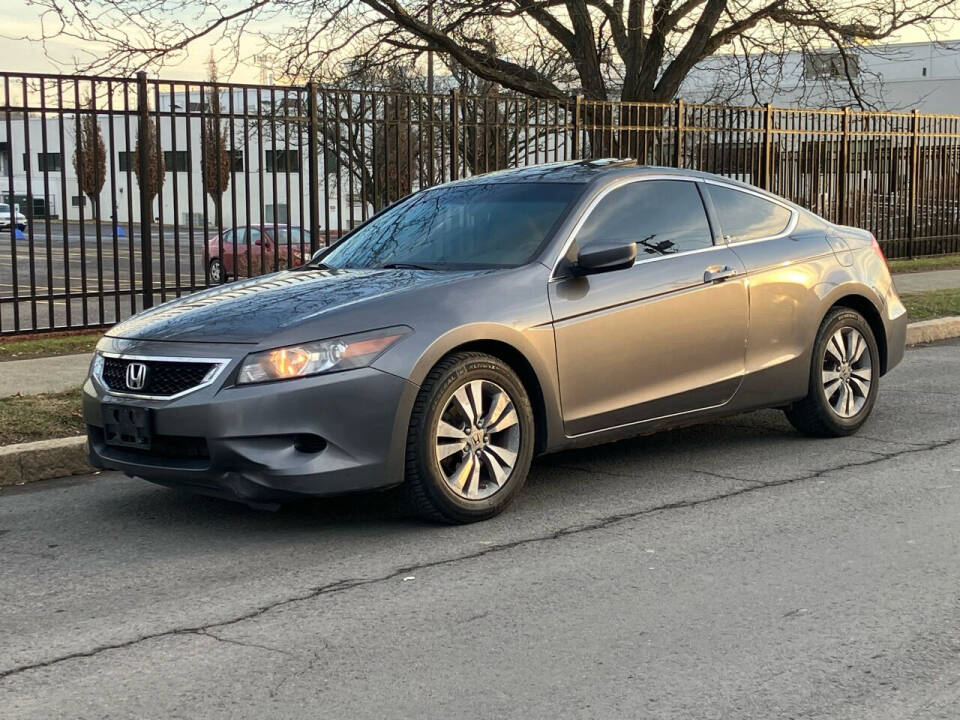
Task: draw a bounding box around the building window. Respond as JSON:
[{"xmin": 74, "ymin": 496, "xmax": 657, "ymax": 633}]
[
  {"xmin": 265, "ymin": 203, "xmax": 289, "ymax": 223},
  {"xmin": 71, "ymin": 195, "xmax": 86, "ymax": 207},
  {"xmin": 0, "ymin": 142, "xmax": 9, "ymax": 176},
  {"xmin": 163, "ymin": 150, "xmax": 190, "ymax": 172},
  {"xmin": 38, "ymin": 152, "xmax": 62, "ymax": 172},
  {"xmin": 265, "ymin": 149, "xmax": 300, "ymax": 173},
  {"xmin": 118, "ymin": 151, "xmax": 133, "ymax": 172},
  {"xmin": 803, "ymin": 51, "xmax": 860, "ymax": 79},
  {"xmin": 230, "ymin": 149, "xmax": 244, "ymax": 172}
]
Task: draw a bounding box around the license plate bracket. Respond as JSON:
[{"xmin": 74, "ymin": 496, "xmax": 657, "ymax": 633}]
[{"xmin": 102, "ymin": 404, "xmax": 152, "ymax": 450}]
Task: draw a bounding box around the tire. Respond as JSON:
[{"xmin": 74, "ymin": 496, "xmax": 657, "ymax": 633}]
[
  {"xmin": 785, "ymin": 307, "xmax": 881, "ymax": 437},
  {"xmin": 404, "ymin": 351, "xmax": 535, "ymax": 524},
  {"xmin": 207, "ymin": 258, "xmax": 225, "ymax": 285}
]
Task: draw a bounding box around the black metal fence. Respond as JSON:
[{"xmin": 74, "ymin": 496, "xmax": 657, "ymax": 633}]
[{"xmin": 2, "ymin": 70, "xmax": 959, "ymax": 335}]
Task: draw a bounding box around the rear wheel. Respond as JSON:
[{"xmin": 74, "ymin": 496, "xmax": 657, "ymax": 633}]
[
  {"xmin": 785, "ymin": 307, "xmax": 880, "ymax": 437},
  {"xmin": 405, "ymin": 352, "xmax": 535, "ymax": 524},
  {"xmin": 207, "ymin": 258, "xmax": 225, "ymax": 285}
]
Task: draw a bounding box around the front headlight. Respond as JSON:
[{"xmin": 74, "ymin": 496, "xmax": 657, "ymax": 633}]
[
  {"xmin": 89, "ymin": 352, "xmax": 104, "ymax": 380},
  {"xmin": 236, "ymin": 326, "xmax": 410, "ymax": 384}
]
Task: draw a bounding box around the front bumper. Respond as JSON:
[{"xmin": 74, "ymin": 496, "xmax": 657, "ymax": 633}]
[{"xmin": 83, "ymin": 340, "xmax": 419, "ymax": 504}]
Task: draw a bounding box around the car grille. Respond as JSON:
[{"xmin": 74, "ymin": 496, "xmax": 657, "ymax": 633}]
[{"xmin": 101, "ymin": 357, "xmax": 219, "ymax": 397}]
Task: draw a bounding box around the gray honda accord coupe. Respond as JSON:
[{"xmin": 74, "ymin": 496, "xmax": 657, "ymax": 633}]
[{"xmin": 84, "ymin": 160, "xmax": 907, "ymax": 523}]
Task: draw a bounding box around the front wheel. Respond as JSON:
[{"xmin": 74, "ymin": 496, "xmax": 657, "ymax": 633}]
[
  {"xmin": 785, "ymin": 307, "xmax": 880, "ymax": 437},
  {"xmin": 207, "ymin": 258, "xmax": 225, "ymax": 285},
  {"xmin": 404, "ymin": 352, "xmax": 535, "ymax": 524}
]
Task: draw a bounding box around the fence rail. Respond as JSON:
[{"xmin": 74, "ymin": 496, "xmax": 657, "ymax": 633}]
[{"xmin": 1, "ymin": 70, "xmax": 959, "ymax": 335}]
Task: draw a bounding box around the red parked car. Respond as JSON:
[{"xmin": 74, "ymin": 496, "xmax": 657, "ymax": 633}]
[{"xmin": 206, "ymin": 226, "xmax": 311, "ymax": 284}]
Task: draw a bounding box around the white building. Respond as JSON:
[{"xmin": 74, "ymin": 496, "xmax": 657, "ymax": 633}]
[
  {"xmin": 681, "ymin": 40, "xmax": 960, "ymax": 113},
  {"xmin": 0, "ymin": 88, "xmax": 367, "ymax": 228}
]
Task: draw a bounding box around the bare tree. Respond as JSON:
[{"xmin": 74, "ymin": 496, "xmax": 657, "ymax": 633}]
[
  {"xmin": 73, "ymin": 97, "xmax": 106, "ymax": 216},
  {"xmin": 133, "ymin": 113, "xmax": 165, "ymax": 214},
  {"xmin": 201, "ymin": 58, "xmax": 231, "ymax": 230},
  {"xmin": 24, "ymin": 0, "xmax": 960, "ymax": 108}
]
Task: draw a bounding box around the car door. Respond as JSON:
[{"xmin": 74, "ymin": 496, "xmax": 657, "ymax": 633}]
[{"xmin": 548, "ymin": 178, "xmax": 749, "ymax": 436}]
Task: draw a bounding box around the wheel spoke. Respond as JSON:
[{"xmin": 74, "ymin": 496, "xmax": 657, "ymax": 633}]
[
  {"xmin": 822, "ymin": 369, "xmax": 841, "ymax": 384},
  {"xmin": 482, "ymin": 389, "xmax": 510, "ymax": 429},
  {"xmin": 850, "ymin": 376, "xmax": 870, "ymax": 397},
  {"xmin": 823, "ymin": 378, "xmax": 843, "ymax": 400},
  {"xmin": 437, "ymin": 420, "xmax": 468, "ymax": 440},
  {"xmin": 849, "ymin": 333, "xmax": 866, "ymax": 363},
  {"xmin": 844, "ymin": 382, "xmax": 855, "ymax": 416},
  {"xmin": 449, "ymin": 455, "xmax": 475, "ymax": 494},
  {"xmin": 464, "ymin": 457, "xmax": 482, "ymax": 499},
  {"xmin": 452, "ymin": 386, "xmax": 476, "ymax": 425},
  {"xmin": 481, "ymin": 449, "xmax": 509, "ymax": 487},
  {"xmin": 851, "ymin": 366, "xmax": 872, "ymax": 383},
  {"xmin": 467, "ymin": 381, "xmax": 485, "ymax": 424},
  {"xmin": 487, "ymin": 408, "xmax": 518, "ymax": 433},
  {"xmin": 485, "ymin": 443, "xmax": 517, "ymax": 468},
  {"xmin": 827, "ymin": 331, "xmax": 847, "ymax": 363},
  {"xmin": 436, "ymin": 441, "xmax": 465, "ymax": 461}
]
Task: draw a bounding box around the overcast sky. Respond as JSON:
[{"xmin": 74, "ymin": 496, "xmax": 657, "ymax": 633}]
[{"xmin": 1, "ymin": 0, "xmax": 958, "ymax": 84}]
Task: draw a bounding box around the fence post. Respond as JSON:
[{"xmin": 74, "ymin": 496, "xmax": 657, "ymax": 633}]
[
  {"xmin": 136, "ymin": 71, "xmax": 153, "ymax": 310},
  {"xmin": 674, "ymin": 98, "xmax": 684, "ymax": 169},
  {"xmin": 762, "ymin": 103, "xmax": 773, "ymax": 191},
  {"xmin": 306, "ymin": 81, "xmax": 321, "ymax": 253},
  {"xmin": 572, "ymin": 94, "xmax": 582, "ymax": 160},
  {"xmin": 450, "ymin": 89, "xmax": 460, "ymax": 180},
  {"xmin": 838, "ymin": 106, "xmax": 851, "ymax": 225},
  {"xmin": 908, "ymin": 108, "xmax": 920, "ymax": 259}
]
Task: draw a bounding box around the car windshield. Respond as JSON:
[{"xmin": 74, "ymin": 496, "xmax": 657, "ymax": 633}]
[{"xmin": 317, "ymin": 182, "xmax": 581, "ymax": 270}]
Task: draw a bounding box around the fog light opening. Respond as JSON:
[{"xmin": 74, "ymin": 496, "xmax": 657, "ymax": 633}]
[{"xmin": 293, "ymin": 434, "xmax": 327, "ymax": 454}]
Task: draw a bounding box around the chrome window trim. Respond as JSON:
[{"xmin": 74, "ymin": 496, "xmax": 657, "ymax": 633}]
[
  {"xmin": 699, "ymin": 178, "xmax": 799, "ymax": 246},
  {"xmin": 548, "ymin": 174, "xmax": 798, "ymax": 280},
  {"xmin": 95, "ymin": 352, "xmax": 233, "ymax": 400}
]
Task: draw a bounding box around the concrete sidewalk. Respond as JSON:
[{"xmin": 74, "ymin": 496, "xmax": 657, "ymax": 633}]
[
  {"xmin": 0, "ymin": 352, "xmax": 91, "ymax": 398},
  {"xmin": 894, "ymin": 268, "xmax": 960, "ymax": 294}
]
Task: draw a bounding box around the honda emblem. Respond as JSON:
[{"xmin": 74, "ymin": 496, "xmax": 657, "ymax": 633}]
[{"xmin": 125, "ymin": 362, "xmax": 148, "ymax": 391}]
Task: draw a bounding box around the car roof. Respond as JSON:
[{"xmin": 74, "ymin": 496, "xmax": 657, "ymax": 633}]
[{"xmin": 440, "ymin": 159, "xmax": 760, "ymax": 190}]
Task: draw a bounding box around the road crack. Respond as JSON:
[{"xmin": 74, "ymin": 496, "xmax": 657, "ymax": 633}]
[{"xmin": 2, "ymin": 436, "xmax": 957, "ymax": 683}]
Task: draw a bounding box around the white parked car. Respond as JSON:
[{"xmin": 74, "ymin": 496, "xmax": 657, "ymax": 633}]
[{"xmin": 0, "ymin": 202, "xmax": 27, "ymax": 230}]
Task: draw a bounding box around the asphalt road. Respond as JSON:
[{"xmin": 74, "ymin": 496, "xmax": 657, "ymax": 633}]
[{"xmin": 2, "ymin": 340, "xmax": 960, "ymax": 719}]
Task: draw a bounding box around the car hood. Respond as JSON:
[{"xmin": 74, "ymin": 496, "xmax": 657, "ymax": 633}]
[{"xmin": 107, "ymin": 267, "xmax": 486, "ymax": 343}]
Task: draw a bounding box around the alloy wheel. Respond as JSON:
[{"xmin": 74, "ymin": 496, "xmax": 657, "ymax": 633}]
[
  {"xmin": 208, "ymin": 259, "xmax": 224, "ymax": 284},
  {"xmin": 821, "ymin": 326, "xmax": 872, "ymax": 418},
  {"xmin": 434, "ymin": 379, "xmax": 521, "ymax": 500}
]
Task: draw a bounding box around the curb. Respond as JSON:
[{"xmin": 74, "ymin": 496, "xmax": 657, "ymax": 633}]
[
  {"xmin": 905, "ymin": 315, "xmax": 960, "ymax": 346},
  {"xmin": 0, "ymin": 436, "xmax": 90, "ymax": 487},
  {"xmin": 1, "ymin": 316, "xmax": 959, "ymax": 489}
]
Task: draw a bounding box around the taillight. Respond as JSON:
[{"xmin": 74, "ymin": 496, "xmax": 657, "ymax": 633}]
[{"xmin": 869, "ymin": 233, "xmax": 889, "ymax": 269}]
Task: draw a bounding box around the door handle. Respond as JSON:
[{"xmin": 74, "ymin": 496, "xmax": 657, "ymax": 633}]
[{"xmin": 703, "ymin": 265, "xmax": 738, "ymax": 283}]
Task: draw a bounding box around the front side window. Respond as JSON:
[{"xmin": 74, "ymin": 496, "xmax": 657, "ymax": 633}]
[
  {"xmin": 319, "ymin": 182, "xmax": 581, "ymax": 270},
  {"xmin": 575, "ymin": 180, "xmax": 713, "ymax": 257},
  {"xmin": 706, "ymin": 185, "xmax": 792, "ymax": 243}
]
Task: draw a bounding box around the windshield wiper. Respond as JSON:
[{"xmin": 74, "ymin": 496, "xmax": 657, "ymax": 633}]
[
  {"xmin": 378, "ymin": 262, "xmax": 439, "ymax": 271},
  {"xmin": 292, "ymin": 261, "xmax": 333, "ymax": 271}
]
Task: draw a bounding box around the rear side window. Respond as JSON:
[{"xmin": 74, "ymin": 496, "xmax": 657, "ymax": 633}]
[
  {"xmin": 706, "ymin": 185, "xmax": 792, "ymax": 243},
  {"xmin": 575, "ymin": 180, "xmax": 713, "ymax": 257}
]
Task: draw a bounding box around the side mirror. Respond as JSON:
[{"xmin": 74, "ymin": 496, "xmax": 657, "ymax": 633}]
[{"xmin": 575, "ymin": 242, "xmax": 637, "ymax": 275}]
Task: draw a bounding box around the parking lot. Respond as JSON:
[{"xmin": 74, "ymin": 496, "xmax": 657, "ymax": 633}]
[{"xmin": 2, "ymin": 339, "xmax": 958, "ymax": 718}]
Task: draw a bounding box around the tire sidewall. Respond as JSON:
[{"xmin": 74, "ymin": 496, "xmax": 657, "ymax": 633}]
[
  {"xmin": 415, "ymin": 356, "xmax": 535, "ymax": 520},
  {"xmin": 208, "ymin": 259, "xmax": 224, "ymax": 284},
  {"xmin": 810, "ymin": 309, "xmax": 880, "ymax": 435}
]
